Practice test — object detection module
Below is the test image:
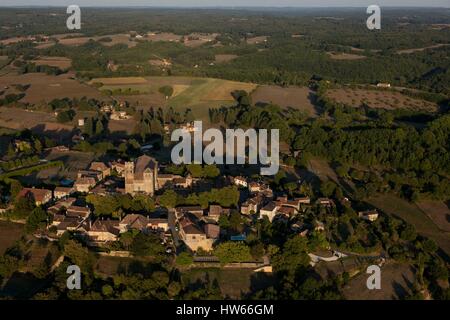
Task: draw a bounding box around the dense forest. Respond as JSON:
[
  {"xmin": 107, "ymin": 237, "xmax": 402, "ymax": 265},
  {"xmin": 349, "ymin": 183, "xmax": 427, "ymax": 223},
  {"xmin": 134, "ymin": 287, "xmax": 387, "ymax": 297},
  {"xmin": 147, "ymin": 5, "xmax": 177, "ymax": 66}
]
[{"xmin": 208, "ymin": 86, "xmax": 450, "ymax": 202}]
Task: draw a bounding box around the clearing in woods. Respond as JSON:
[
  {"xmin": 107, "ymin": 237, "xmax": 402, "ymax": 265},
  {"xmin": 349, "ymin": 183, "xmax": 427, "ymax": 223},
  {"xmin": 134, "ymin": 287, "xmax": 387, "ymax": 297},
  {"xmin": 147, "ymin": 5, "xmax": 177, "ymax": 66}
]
[
  {"xmin": 327, "ymin": 52, "xmax": 367, "ymax": 60},
  {"xmin": 31, "ymin": 56, "xmax": 72, "ymax": 69},
  {"xmin": 0, "ymin": 107, "xmax": 57, "ymax": 130},
  {"xmin": 307, "ymin": 157, "xmax": 340, "ymax": 183},
  {"xmin": 49, "ymin": 34, "xmax": 139, "ymax": 48},
  {"xmin": 343, "ymin": 262, "xmax": 416, "ymax": 300},
  {"xmin": 0, "ymin": 56, "xmax": 10, "ymax": 69},
  {"xmin": 326, "ymin": 88, "xmax": 437, "ymax": 112},
  {"xmin": 415, "ymin": 200, "xmax": 450, "ymax": 233},
  {"xmin": 214, "ymin": 54, "xmax": 239, "ymax": 63},
  {"xmin": 95, "ymin": 256, "xmax": 136, "ymax": 278},
  {"xmin": 181, "ymin": 268, "xmax": 274, "ymax": 299},
  {"xmin": 368, "ymin": 194, "xmax": 450, "ymax": 258},
  {"xmin": 0, "ymin": 221, "xmax": 24, "ymax": 255},
  {"xmin": 0, "ymin": 72, "xmax": 107, "ymax": 104},
  {"xmin": 396, "ymin": 43, "xmax": 450, "ymax": 54},
  {"xmin": 246, "ymin": 36, "xmax": 268, "ymax": 44},
  {"xmin": 251, "ymin": 85, "xmax": 318, "ymax": 116}
]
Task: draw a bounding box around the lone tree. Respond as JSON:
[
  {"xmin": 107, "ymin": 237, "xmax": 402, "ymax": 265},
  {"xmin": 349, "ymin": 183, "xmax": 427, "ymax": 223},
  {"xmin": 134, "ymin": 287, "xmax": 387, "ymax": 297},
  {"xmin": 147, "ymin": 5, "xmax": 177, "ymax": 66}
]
[
  {"xmin": 159, "ymin": 85, "xmax": 174, "ymax": 100},
  {"xmin": 231, "ymin": 90, "xmax": 251, "ymax": 107}
]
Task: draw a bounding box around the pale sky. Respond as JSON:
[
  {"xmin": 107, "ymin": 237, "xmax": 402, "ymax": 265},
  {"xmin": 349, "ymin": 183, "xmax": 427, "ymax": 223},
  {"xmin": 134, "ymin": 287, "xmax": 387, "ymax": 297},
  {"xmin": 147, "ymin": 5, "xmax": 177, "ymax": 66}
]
[{"xmin": 0, "ymin": 0, "xmax": 449, "ymax": 7}]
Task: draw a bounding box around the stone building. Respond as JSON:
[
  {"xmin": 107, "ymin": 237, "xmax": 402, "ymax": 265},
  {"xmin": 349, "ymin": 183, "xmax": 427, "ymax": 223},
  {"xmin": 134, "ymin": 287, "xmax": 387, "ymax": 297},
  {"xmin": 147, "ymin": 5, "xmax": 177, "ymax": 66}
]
[
  {"xmin": 17, "ymin": 188, "xmax": 52, "ymax": 206},
  {"xmin": 124, "ymin": 155, "xmax": 158, "ymax": 195}
]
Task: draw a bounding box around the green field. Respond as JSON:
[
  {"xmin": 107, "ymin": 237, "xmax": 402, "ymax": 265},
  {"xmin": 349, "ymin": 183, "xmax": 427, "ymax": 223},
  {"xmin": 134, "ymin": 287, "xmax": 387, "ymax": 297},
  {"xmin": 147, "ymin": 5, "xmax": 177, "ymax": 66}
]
[{"xmin": 91, "ymin": 76, "xmax": 257, "ymax": 121}]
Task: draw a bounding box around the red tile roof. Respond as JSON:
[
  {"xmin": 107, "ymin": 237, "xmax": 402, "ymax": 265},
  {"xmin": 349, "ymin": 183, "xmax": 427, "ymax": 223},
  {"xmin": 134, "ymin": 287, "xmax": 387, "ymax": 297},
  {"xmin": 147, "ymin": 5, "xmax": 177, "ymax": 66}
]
[{"xmin": 18, "ymin": 188, "xmax": 52, "ymax": 203}]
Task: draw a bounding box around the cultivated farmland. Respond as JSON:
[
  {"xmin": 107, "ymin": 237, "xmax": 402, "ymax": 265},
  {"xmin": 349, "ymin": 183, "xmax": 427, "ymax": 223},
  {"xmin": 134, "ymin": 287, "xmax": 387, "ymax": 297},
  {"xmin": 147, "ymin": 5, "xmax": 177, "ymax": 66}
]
[
  {"xmin": 0, "ymin": 107, "xmax": 56, "ymax": 130},
  {"xmin": 56, "ymin": 33, "xmax": 139, "ymax": 48},
  {"xmin": 0, "ymin": 72, "xmax": 107, "ymax": 104},
  {"xmin": 0, "ymin": 221, "xmax": 24, "ymax": 255},
  {"xmin": 416, "ymin": 201, "xmax": 450, "ymax": 233},
  {"xmin": 326, "ymin": 88, "xmax": 438, "ymax": 112},
  {"xmin": 31, "ymin": 56, "xmax": 72, "ymax": 69},
  {"xmin": 251, "ymin": 85, "xmax": 318, "ymax": 115},
  {"xmin": 90, "ymin": 76, "xmax": 257, "ymax": 120}
]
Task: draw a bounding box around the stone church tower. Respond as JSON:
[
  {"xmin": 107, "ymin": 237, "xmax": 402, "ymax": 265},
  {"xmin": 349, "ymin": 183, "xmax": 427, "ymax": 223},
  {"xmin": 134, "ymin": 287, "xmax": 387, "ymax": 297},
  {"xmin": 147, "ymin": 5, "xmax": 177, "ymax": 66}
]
[{"xmin": 124, "ymin": 155, "xmax": 158, "ymax": 196}]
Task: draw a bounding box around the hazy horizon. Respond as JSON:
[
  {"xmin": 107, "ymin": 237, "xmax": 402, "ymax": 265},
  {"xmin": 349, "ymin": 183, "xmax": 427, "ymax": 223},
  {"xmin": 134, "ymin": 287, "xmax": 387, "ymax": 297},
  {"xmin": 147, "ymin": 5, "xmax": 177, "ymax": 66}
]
[{"xmin": 0, "ymin": 0, "xmax": 449, "ymax": 8}]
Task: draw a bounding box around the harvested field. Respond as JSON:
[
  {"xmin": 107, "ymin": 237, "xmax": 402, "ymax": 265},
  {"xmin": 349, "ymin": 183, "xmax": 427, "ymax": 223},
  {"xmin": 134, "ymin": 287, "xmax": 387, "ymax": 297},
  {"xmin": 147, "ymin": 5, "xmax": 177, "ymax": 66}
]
[
  {"xmin": 0, "ymin": 72, "xmax": 107, "ymax": 104},
  {"xmin": 20, "ymin": 239, "xmax": 61, "ymax": 273},
  {"xmin": 327, "ymin": 52, "xmax": 366, "ymax": 60},
  {"xmin": 326, "ymin": 88, "xmax": 437, "ymax": 112},
  {"xmin": 0, "ymin": 107, "xmax": 55, "ymax": 130},
  {"xmin": 397, "ymin": 44, "xmax": 450, "ymax": 54},
  {"xmin": 91, "ymin": 76, "xmax": 168, "ymax": 107},
  {"xmin": 109, "ymin": 119, "xmax": 137, "ymax": 134},
  {"xmin": 172, "ymin": 84, "xmax": 190, "ymax": 97},
  {"xmin": 368, "ymin": 194, "xmax": 450, "ymax": 257},
  {"xmin": 303, "ymin": 157, "xmax": 355, "ymax": 195},
  {"xmin": 97, "ymin": 34, "xmax": 138, "ymax": 47},
  {"xmin": 146, "ymin": 32, "xmax": 182, "ymax": 42},
  {"xmin": 149, "ymin": 58, "xmax": 172, "ymax": 67},
  {"xmin": 246, "ymin": 36, "xmax": 268, "ymax": 44},
  {"xmin": 0, "ymin": 36, "xmax": 35, "ymax": 45},
  {"xmin": 30, "ymin": 122, "xmax": 74, "ymax": 144},
  {"xmin": 430, "ymin": 24, "xmax": 450, "ymax": 30},
  {"xmin": 343, "ymin": 262, "xmax": 416, "ymax": 300},
  {"xmin": 416, "ymin": 201, "xmax": 450, "ymax": 233},
  {"xmin": 90, "ymin": 77, "xmax": 148, "ymax": 85},
  {"xmin": 0, "ymin": 63, "xmax": 17, "ymax": 76},
  {"xmin": 31, "ymin": 56, "xmax": 72, "ymax": 69},
  {"xmin": 251, "ymin": 85, "xmax": 318, "ymax": 115},
  {"xmin": 57, "ymin": 33, "xmax": 138, "ymax": 48},
  {"xmin": 52, "ymin": 33, "xmax": 85, "ymax": 39},
  {"xmin": 0, "ymin": 56, "xmax": 10, "ymax": 69},
  {"xmin": 34, "ymin": 42, "xmax": 55, "ymax": 49},
  {"xmin": 101, "ymin": 84, "xmax": 150, "ymax": 94},
  {"xmin": 56, "ymin": 36, "xmax": 90, "ymax": 46},
  {"xmin": 183, "ymin": 33, "xmax": 219, "ymax": 47},
  {"xmin": 0, "ymin": 221, "xmax": 24, "ymax": 255},
  {"xmin": 215, "ymin": 54, "xmax": 238, "ymax": 63},
  {"xmin": 308, "ymin": 157, "xmax": 339, "ymax": 183}
]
